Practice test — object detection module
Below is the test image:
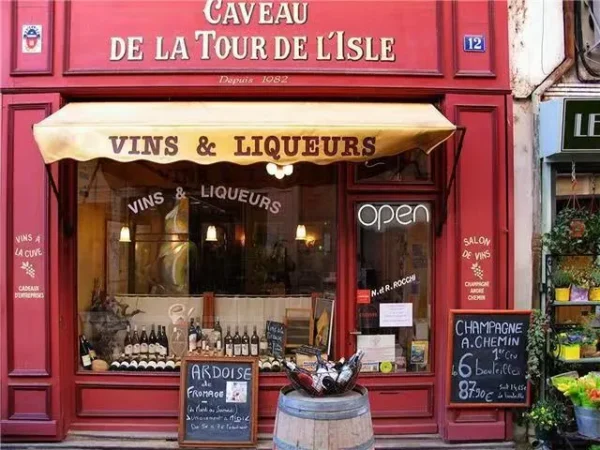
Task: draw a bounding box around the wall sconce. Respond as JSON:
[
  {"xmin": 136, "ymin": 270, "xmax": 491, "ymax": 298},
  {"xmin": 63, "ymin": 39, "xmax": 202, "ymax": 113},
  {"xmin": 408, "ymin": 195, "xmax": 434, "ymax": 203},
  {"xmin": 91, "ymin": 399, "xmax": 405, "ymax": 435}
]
[
  {"xmin": 295, "ymin": 224, "xmax": 307, "ymax": 241},
  {"xmin": 266, "ymin": 163, "xmax": 294, "ymax": 179},
  {"xmin": 205, "ymin": 225, "xmax": 218, "ymax": 242},
  {"xmin": 119, "ymin": 225, "xmax": 131, "ymax": 243}
]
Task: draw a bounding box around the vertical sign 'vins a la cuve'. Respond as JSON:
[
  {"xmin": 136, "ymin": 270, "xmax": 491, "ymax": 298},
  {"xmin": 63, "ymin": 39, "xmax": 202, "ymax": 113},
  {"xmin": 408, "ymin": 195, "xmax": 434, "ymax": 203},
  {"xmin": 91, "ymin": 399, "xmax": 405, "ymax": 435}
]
[{"xmin": 447, "ymin": 310, "xmax": 531, "ymax": 408}]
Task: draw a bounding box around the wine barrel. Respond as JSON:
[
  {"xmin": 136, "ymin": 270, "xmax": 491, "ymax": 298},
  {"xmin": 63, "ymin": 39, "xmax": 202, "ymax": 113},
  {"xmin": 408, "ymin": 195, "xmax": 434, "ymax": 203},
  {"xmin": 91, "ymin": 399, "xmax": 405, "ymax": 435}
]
[{"xmin": 273, "ymin": 385, "xmax": 374, "ymax": 450}]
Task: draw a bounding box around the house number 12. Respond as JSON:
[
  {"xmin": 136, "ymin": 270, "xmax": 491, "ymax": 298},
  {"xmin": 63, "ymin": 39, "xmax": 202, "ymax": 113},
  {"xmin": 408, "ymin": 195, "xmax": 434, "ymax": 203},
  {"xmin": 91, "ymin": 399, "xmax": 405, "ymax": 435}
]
[{"xmin": 463, "ymin": 35, "xmax": 486, "ymax": 53}]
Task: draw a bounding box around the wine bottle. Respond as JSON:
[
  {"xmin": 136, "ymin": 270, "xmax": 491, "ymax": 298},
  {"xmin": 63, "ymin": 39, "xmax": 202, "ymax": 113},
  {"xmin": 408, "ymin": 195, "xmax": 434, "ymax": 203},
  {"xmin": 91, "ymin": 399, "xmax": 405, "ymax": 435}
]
[
  {"xmin": 250, "ymin": 326, "xmax": 259, "ymax": 356},
  {"xmin": 281, "ymin": 360, "xmax": 313, "ymax": 390},
  {"xmin": 129, "ymin": 357, "xmax": 139, "ymax": 371},
  {"xmin": 199, "ymin": 330, "xmax": 208, "ymax": 352},
  {"xmin": 124, "ymin": 325, "xmax": 133, "ymax": 357},
  {"xmin": 147, "ymin": 357, "xmax": 157, "ymax": 371},
  {"xmin": 138, "ymin": 356, "xmax": 148, "ymax": 371},
  {"xmin": 156, "ymin": 356, "xmax": 166, "ymax": 372},
  {"xmin": 165, "ymin": 355, "xmax": 176, "ymax": 372},
  {"xmin": 110, "ymin": 356, "xmax": 122, "ymax": 371},
  {"xmin": 241, "ymin": 326, "xmax": 250, "ymax": 356},
  {"xmin": 261, "ymin": 359, "xmax": 272, "ymax": 372},
  {"xmin": 79, "ymin": 335, "xmax": 92, "ymax": 370},
  {"xmin": 336, "ymin": 350, "xmax": 364, "ymax": 386},
  {"xmin": 333, "ymin": 357, "xmax": 346, "ymax": 371},
  {"xmin": 233, "ymin": 326, "xmax": 242, "ymax": 356},
  {"xmin": 132, "ymin": 325, "xmax": 141, "ymax": 357},
  {"xmin": 271, "ymin": 359, "xmax": 281, "ymax": 372},
  {"xmin": 175, "ymin": 357, "xmax": 182, "ymax": 372},
  {"xmin": 119, "ymin": 357, "xmax": 130, "ymax": 371},
  {"xmin": 225, "ymin": 326, "xmax": 233, "ymax": 357},
  {"xmin": 83, "ymin": 335, "xmax": 97, "ymax": 361},
  {"xmin": 148, "ymin": 324, "xmax": 157, "ymax": 357},
  {"xmin": 188, "ymin": 318, "xmax": 197, "ymax": 352},
  {"xmin": 259, "ymin": 330, "xmax": 268, "ymax": 356},
  {"xmin": 140, "ymin": 326, "xmax": 149, "ymax": 356},
  {"xmin": 213, "ymin": 317, "xmax": 223, "ymax": 352},
  {"xmin": 161, "ymin": 326, "xmax": 169, "ymax": 356}
]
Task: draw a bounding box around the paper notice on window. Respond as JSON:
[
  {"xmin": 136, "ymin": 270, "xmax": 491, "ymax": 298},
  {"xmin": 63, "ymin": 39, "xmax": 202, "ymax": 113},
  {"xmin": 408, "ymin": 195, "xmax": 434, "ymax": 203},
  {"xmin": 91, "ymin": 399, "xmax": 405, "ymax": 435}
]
[
  {"xmin": 357, "ymin": 334, "xmax": 395, "ymax": 364},
  {"xmin": 379, "ymin": 303, "xmax": 413, "ymax": 327}
]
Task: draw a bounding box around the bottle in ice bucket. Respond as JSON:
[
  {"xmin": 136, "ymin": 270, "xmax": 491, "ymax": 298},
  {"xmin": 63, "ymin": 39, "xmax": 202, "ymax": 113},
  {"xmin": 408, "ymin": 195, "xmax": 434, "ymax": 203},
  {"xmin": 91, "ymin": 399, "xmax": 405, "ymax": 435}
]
[{"xmin": 336, "ymin": 349, "xmax": 364, "ymax": 387}]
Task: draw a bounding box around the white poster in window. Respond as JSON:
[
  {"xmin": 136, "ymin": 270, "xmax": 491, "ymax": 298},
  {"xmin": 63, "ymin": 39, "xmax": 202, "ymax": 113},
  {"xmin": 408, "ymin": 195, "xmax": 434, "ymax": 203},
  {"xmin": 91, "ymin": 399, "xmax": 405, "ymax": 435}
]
[
  {"xmin": 379, "ymin": 303, "xmax": 413, "ymax": 327},
  {"xmin": 357, "ymin": 334, "xmax": 395, "ymax": 364}
]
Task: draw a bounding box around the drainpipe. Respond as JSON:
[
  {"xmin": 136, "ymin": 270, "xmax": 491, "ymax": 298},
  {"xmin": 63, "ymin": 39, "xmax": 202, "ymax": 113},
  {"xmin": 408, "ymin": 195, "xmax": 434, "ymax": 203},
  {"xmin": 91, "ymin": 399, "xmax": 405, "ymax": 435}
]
[{"xmin": 529, "ymin": 0, "xmax": 576, "ymax": 308}]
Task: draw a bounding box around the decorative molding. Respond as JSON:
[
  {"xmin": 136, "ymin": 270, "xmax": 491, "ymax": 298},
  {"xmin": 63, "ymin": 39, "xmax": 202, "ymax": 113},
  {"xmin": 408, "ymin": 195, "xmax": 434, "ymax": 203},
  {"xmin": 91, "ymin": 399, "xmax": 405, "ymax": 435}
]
[
  {"xmin": 451, "ymin": 0, "xmax": 496, "ymax": 78},
  {"xmin": 367, "ymin": 382, "xmax": 434, "ymax": 419},
  {"xmin": 6, "ymin": 102, "xmax": 52, "ymax": 378},
  {"xmin": 10, "ymin": 0, "xmax": 54, "ymax": 75},
  {"xmin": 76, "ymin": 382, "xmax": 179, "ymax": 418},
  {"xmin": 8, "ymin": 383, "xmax": 52, "ymax": 420}
]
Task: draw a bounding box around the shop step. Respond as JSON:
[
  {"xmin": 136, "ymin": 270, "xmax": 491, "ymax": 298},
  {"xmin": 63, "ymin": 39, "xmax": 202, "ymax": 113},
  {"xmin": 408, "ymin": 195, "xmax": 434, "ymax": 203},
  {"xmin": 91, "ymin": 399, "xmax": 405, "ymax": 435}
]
[{"xmin": 1, "ymin": 431, "xmax": 517, "ymax": 450}]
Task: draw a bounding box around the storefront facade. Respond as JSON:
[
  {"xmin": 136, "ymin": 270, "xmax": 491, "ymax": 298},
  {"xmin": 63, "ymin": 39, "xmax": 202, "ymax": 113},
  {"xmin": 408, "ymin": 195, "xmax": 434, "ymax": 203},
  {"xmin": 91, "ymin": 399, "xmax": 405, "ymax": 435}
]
[{"xmin": 1, "ymin": 0, "xmax": 514, "ymax": 444}]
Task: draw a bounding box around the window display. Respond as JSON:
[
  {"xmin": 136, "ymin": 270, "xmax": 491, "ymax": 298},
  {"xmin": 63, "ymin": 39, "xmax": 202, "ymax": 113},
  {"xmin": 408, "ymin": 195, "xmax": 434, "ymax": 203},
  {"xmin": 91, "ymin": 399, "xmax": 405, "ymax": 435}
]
[
  {"xmin": 356, "ymin": 201, "xmax": 432, "ymax": 373},
  {"xmin": 77, "ymin": 160, "xmax": 337, "ymax": 373}
]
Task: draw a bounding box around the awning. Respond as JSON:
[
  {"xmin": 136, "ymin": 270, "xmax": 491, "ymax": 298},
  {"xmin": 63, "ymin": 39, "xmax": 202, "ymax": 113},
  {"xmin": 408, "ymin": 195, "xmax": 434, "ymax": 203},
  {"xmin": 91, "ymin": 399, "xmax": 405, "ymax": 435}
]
[{"xmin": 33, "ymin": 102, "xmax": 456, "ymax": 166}]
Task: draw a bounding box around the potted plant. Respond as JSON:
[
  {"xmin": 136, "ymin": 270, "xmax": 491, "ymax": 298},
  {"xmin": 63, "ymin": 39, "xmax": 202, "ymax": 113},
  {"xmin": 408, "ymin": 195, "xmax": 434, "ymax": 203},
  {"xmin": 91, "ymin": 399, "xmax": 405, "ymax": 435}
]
[
  {"xmin": 524, "ymin": 398, "xmax": 566, "ymax": 443},
  {"xmin": 542, "ymin": 207, "xmax": 595, "ymax": 255},
  {"xmin": 552, "ymin": 270, "xmax": 573, "ymax": 302},
  {"xmin": 570, "ymin": 269, "xmax": 590, "ymax": 302},
  {"xmin": 555, "ymin": 332, "xmax": 587, "ymax": 360},
  {"xmin": 555, "ymin": 372, "xmax": 600, "ymax": 438},
  {"xmin": 589, "ymin": 268, "xmax": 600, "ymax": 302}
]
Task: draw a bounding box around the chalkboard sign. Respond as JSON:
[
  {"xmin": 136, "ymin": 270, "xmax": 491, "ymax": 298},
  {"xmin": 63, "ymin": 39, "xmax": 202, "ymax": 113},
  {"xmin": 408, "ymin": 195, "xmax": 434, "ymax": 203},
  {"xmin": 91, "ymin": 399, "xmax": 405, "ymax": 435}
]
[
  {"xmin": 266, "ymin": 320, "xmax": 286, "ymax": 357},
  {"xmin": 178, "ymin": 356, "xmax": 258, "ymax": 448},
  {"xmin": 447, "ymin": 310, "xmax": 531, "ymax": 408}
]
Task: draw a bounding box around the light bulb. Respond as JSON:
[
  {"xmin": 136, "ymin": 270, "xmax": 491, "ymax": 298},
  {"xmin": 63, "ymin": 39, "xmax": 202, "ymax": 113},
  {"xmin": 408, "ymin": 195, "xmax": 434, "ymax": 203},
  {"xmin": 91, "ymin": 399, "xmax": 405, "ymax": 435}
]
[
  {"xmin": 295, "ymin": 225, "xmax": 307, "ymax": 240},
  {"xmin": 205, "ymin": 225, "xmax": 218, "ymax": 242},
  {"xmin": 275, "ymin": 169, "xmax": 285, "ymax": 179},
  {"xmin": 119, "ymin": 226, "xmax": 131, "ymax": 243},
  {"xmin": 283, "ymin": 165, "xmax": 294, "ymax": 176},
  {"xmin": 266, "ymin": 163, "xmax": 278, "ymax": 176}
]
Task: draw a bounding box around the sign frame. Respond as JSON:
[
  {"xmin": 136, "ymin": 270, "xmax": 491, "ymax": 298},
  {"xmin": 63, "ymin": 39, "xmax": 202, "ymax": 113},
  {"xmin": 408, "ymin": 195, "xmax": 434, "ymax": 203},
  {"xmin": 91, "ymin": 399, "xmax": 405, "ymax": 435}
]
[
  {"xmin": 446, "ymin": 309, "xmax": 532, "ymax": 409},
  {"xmin": 178, "ymin": 356, "xmax": 259, "ymax": 448}
]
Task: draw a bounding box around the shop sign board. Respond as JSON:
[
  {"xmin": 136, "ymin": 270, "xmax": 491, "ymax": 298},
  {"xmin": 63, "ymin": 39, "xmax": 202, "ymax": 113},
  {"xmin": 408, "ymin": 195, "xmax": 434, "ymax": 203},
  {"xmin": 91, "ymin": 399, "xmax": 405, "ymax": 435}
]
[
  {"xmin": 64, "ymin": 0, "xmax": 442, "ymax": 74},
  {"xmin": 562, "ymin": 99, "xmax": 600, "ymax": 151},
  {"xmin": 179, "ymin": 356, "xmax": 258, "ymax": 447},
  {"xmin": 447, "ymin": 310, "xmax": 531, "ymax": 408}
]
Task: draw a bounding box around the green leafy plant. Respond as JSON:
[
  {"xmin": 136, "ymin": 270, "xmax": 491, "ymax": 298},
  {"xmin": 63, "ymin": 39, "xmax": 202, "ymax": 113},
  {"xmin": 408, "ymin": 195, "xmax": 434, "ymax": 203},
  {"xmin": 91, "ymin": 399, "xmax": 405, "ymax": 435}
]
[
  {"xmin": 556, "ymin": 330, "xmax": 596, "ymax": 346},
  {"xmin": 552, "ymin": 270, "xmax": 573, "ymax": 288},
  {"xmin": 524, "ymin": 397, "xmax": 567, "ymax": 433},
  {"xmin": 527, "ymin": 310, "xmax": 548, "ymax": 383},
  {"xmin": 542, "ymin": 207, "xmax": 596, "ymax": 255},
  {"xmin": 588, "ymin": 268, "xmax": 600, "ymax": 288}
]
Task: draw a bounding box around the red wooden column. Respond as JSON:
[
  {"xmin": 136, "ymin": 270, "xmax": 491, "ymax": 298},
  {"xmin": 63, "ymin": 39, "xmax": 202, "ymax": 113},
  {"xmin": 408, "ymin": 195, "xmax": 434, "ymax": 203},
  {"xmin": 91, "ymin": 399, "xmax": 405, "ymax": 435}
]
[
  {"xmin": 439, "ymin": 93, "xmax": 513, "ymax": 441},
  {"xmin": 0, "ymin": 94, "xmax": 65, "ymax": 441}
]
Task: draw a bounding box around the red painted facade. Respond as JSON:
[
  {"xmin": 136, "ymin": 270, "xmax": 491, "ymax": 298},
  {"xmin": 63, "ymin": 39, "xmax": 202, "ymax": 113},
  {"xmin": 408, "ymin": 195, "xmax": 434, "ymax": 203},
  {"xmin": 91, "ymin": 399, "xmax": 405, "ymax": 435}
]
[{"xmin": 1, "ymin": 0, "xmax": 514, "ymax": 443}]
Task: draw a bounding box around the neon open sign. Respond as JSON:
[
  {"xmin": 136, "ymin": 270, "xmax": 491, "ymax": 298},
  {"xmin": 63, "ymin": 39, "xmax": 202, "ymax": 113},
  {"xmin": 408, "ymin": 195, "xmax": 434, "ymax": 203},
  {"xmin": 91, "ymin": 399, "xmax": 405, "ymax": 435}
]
[{"xmin": 357, "ymin": 204, "xmax": 430, "ymax": 230}]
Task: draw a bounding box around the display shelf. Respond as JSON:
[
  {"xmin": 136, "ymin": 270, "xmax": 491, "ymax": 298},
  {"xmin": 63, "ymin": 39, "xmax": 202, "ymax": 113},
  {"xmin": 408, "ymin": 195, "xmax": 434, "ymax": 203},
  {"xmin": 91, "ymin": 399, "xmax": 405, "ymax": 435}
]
[
  {"xmin": 551, "ymin": 301, "xmax": 600, "ymax": 307},
  {"xmin": 556, "ymin": 357, "xmax": 600, "ymax": 364}
]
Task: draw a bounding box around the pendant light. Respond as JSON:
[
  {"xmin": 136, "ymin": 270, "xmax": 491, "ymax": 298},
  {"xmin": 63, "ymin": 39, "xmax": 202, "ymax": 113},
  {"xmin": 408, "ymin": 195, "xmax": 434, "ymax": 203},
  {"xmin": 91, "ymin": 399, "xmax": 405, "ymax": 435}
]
[
  {"xmin": 295, "ymin": 224, "xmax": 307, "ymax": 241},
  {"xmin": 206, "ymin": 225, "xmax": 218, "ymax": 242},
  {"xmin": 119, "ymin": 183, "xmax": 131, "ymax": 242}
]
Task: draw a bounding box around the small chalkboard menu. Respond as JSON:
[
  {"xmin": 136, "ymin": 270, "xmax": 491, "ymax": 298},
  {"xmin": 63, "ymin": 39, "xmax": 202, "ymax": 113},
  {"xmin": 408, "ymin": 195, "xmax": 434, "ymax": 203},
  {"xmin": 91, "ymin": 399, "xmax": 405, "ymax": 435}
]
[
  {"xmin": 447, "ymin": 310, "xmax": 531, "ymax": 408},
  {"xmin": 266, "ymin": 320, "xmax": 286, "ymax": 357},
  {"xmin": 179, "ymin": 356, "xmax": 258, "ymax": 448}
]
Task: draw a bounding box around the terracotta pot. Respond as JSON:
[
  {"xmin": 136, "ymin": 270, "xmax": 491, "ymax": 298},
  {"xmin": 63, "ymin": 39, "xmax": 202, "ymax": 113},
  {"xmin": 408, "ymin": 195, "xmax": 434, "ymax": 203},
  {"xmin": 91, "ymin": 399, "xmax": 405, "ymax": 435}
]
[{"xmin": 555, "ymin": 287, "xmax": 570, "ymax": 302}]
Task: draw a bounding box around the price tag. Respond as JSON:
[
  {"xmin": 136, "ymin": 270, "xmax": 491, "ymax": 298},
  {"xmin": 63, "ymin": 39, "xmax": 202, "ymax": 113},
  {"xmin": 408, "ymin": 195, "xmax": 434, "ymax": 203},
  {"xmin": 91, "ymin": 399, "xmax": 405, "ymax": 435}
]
[{"xmin": 463, "ymin": 35, "xmax": 486, "ymax": 53}]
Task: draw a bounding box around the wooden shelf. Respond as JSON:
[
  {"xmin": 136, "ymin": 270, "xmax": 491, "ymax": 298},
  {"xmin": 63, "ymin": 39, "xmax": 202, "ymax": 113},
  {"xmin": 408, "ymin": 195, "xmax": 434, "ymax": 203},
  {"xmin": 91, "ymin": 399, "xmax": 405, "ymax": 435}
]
[
  {"xmin": 551, "ymin": 301, "xmax": 600, "ymax": 307},
  {"xmin": 557, "ymin": 357, "xmax": 600, "ymax": 364}
]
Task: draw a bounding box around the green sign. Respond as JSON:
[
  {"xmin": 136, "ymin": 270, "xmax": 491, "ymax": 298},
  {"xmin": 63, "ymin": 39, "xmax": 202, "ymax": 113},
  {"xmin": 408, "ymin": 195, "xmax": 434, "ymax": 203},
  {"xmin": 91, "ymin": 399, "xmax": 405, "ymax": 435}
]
[{"xmin": 563, "ymin": 99, "xmax": 600, "ymax": 151}]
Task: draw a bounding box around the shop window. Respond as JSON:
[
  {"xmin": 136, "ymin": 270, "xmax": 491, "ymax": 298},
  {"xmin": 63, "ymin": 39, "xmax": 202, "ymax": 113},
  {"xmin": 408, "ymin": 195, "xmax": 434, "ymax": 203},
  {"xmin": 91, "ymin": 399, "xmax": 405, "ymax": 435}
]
[
  {"xmin": 76, "ymin": 160, "xmax": 337, "ymax": 373},
  {"xmin": 354, "ymin": 150, "xmax": 432, "ymax": 184},
  {"xmin": 356, "ymin": 202, "xmax": 432, "ymax": 374}
]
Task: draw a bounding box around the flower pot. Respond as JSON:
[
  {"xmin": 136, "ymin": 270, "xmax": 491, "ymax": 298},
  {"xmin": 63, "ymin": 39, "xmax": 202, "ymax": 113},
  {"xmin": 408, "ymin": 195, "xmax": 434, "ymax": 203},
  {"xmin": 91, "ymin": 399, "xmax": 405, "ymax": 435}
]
[
  {"xmin": 570, "ymin": 285, "xmax": 589, "ymax": 302},
  {"xmin": 555, "ymin": 287, "xmax": 570, "ymax": 302},
  {"xmin": 554, "ymin": 343, "xmax": 581, "ymax": 360},
  {"xmin": 535, "ymin": 427, "xmax": 556, "ymax": 443},
  {"xmin": 590, "ymin": 287, "xmax": 600, "ymax": 302},
  {"xmin": 574, "ymin": 406, "xmax": 600, "ymax": 439}
]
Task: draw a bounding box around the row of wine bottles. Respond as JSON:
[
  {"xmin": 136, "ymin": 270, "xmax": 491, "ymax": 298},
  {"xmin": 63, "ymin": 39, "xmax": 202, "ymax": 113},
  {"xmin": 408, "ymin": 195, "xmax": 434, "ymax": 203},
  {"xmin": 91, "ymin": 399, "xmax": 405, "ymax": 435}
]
[
  {"xmin": 189, "ymin": 318, "xmax": 271, "ymax": 357},
  {"xmin": 109, "ymin": 354, "xmax": 182, "ymax": 372},
  {"xmin": 281, "ymin": 349, "xmax": 364, "ymax": 394},
  {"xmin": 124, "ymin": 324, "xmax": 169, "ymax": 358}
]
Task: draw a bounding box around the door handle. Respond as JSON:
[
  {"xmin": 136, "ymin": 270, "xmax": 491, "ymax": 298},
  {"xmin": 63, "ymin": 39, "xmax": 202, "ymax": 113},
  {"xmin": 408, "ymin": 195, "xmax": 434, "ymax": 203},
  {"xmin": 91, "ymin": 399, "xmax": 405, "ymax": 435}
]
[{"xmin": 349, "ymin": 330, "xmax": 362, "ymax": 335}]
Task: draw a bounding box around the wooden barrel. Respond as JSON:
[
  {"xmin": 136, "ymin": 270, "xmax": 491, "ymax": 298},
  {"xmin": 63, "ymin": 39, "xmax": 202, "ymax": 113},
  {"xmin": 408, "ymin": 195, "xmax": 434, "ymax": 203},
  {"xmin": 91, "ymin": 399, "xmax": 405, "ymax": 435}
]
[{"xmin": 273, "ymin": 385, "xmax": 374, "ymax": 450}]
